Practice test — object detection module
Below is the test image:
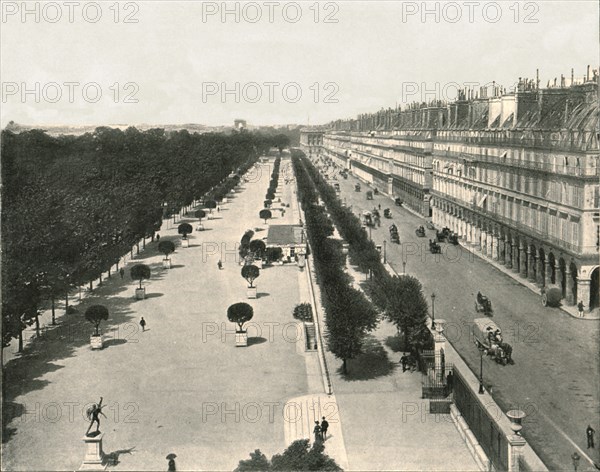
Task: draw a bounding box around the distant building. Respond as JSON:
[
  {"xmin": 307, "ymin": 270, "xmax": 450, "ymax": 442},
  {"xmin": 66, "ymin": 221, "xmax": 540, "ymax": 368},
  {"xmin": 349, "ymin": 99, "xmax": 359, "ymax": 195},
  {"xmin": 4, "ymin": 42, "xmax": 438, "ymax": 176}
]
[
  {"xmin": 234, "ymin": 119, "xmax": 247, "ymax": 130},
  {"xmin": 266, "ymin": 224, "xmax": 306, "ymax": 261},
  {"xmin": 300, "ymin": 128, "xmax": 324, "ymax": 157},
  {"xmin": 321, "ymin": 67, "xmax": 600, "ymax": 312}
]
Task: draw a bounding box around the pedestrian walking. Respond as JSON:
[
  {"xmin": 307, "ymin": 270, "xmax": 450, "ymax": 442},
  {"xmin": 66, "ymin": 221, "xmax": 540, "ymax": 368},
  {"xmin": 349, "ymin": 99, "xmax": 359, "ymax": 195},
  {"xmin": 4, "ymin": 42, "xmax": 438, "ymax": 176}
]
[
  {"xmin": 446, "ymin": 371, "xmax": 454, "ymax": 394},
  {"xmin": 571, "ymin": 451, "xmax": 580, "ymax": 471},
  {"xmin": 400, "ymin": 354, "xmax": 408, "ymax": 373},
  {"xmin": 313, "ymin": 421, "xmax": 321, "ymax": 443},
  {"xmin": 217, "ymin": 205, "xmax": 220, "ymax": 213},
  {"xmin": 217, "ymin": 259, "xmax": 223, "ymax": 270},
  {"xmin": 578, "ymin": 301, "xmax": 585, "ymax": 318},
  {"xmin": 378, "ymin": 203, "xmax": 381, "ymax": 210},
  {"xmin": 119, "ymin": 267, "xmax": 125, "ymax": 279},
  {"xmin": 140, "ymin": 317, "xmax": 146, "ymax": 332},
  {"xmin": 156, "ymin": 233, "xmax": 161, "ymax": 242},
  {"xmin": 320, "ymin": 417, "xmax": 329, "ymax": 441},
  {"xmin": 587, "ymin": 425, "xmax": 595, "ymax": 448}
]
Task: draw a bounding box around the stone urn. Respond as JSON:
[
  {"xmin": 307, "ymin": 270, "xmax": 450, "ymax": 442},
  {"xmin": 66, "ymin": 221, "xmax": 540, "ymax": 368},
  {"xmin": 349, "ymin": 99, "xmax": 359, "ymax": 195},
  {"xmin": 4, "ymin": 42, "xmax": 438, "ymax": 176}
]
[{"xmin": 507, "ymin": 410, "xmax": 526, "ymax": 435}]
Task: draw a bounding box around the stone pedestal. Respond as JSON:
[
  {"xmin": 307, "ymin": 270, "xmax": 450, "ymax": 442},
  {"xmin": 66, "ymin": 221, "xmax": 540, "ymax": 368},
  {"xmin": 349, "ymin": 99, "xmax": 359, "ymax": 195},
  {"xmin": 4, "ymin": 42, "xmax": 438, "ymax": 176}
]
[
  {"xmin": 235, "ymin": 331, "xmax": 248, "ymax": 347},
  {"xmin": 163, "ymin": 259, "xmax": 172, "ymax": 269},
  {"xmin": 135, "ymin": 287, "xmax": 145, "ymax": 300},
  {"xmin": 79, "ymin": 433, "xmax": 106, "ymax": 471},
  {"xmin": 181, "ymin": 238, "xmax": 190, "ymax": 248},
  {"xmin": 90, "ymin": 335, "xmax": 104, "ymax": 350},
  {"xmin": 247, "ymin": 286, "xmax": 257, "ymax": 299}
]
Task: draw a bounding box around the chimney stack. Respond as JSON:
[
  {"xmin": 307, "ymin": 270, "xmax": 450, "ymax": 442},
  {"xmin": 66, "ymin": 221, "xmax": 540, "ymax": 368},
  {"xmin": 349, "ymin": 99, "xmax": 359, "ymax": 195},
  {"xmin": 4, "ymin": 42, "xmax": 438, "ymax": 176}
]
[
  {"xmin": 571, "ymin": 68, "xmax": 575, "ymax": 85},
  {"xmin": 536, "ymin": 69, "xmax": 540, "ymax": 89},
  {"xmin": 587, "ymin": 65, "xmax": 591, "ymax": 81}
]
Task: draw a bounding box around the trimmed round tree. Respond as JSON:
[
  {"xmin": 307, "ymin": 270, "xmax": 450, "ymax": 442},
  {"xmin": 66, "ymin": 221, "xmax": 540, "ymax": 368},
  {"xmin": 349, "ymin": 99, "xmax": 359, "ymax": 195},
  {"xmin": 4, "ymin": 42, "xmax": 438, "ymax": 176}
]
[
  {"xmin": 241, "ymin": 264, "xmax": 260, "ymax": 288},
  {"xmin": 158, "ymin": 240, "xmax": 176, "ymax": 260},
  {"xmin": 195, "ymin": 209, "xmax": 206, "ymax": 222},
  {"xmin": 85, "ymin": 305, "xmax": 109, "ymax": 336},
  {"xmin": 259, "ymin": 209, "xmax": 272, "ymax": 224},
  {"xmin": 248, "ymin": 239, "xmax": 266, "ymax": 261},
  {"xmin": 178, "ymin": 223, "xmax": 193, "ymax": 240},
  {"xmin": 206, "ymin": 200, "xmax": 217, "ymax": 213},
  {"xmin": 227, "ymin": 302, "xmax": 254, "ymax": 333},
  {"xmin": 293, "ymin": 303, "xmax": 313, "ymax": 322},
  {"xmin": 130, "ymin": 264, "xmax": 151, "ymax": 289}
]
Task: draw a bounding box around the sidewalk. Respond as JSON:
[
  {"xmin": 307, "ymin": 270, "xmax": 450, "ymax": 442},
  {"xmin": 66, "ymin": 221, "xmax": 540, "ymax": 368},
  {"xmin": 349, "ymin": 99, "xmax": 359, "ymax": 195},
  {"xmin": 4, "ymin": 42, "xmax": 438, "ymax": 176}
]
[{"xmin": 298, "ymin": 163, "xmax": 479, "ymax": 471}]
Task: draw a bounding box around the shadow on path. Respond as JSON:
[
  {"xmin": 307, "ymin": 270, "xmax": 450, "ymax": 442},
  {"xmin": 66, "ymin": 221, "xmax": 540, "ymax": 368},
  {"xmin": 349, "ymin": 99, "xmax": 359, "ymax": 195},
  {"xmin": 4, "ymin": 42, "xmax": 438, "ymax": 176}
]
[
  {"xmin": 2, "ymin": 243, "xmax": 169, "ymax": 443},
  {"xmin": 339, "ymin": 335, "xmax": 398, "ymax": 381}
]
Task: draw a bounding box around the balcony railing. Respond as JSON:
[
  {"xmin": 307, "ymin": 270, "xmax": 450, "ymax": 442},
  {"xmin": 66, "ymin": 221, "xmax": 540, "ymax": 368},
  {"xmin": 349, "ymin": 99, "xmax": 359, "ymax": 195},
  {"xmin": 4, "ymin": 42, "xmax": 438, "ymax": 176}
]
[
  {"xmin": 430, "ymin": 190, "xmax": 583, "ymax": 253},
  {"xmin": 436, "ymin": 149, "xmax": 599, "ymax": 177}
]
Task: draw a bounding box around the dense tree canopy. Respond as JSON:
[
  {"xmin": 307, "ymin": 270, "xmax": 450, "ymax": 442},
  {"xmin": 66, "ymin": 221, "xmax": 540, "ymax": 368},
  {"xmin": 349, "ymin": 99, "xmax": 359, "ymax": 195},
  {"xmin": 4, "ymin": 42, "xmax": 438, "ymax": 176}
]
[{"xmin": 2, "ymin": 127, "xmax": 278, "ymax": 349}]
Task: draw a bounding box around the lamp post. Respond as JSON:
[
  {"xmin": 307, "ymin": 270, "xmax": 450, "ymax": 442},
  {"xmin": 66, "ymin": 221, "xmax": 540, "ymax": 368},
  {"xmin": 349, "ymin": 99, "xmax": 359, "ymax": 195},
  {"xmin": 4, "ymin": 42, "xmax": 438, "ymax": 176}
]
[
  {"xmin": 402, "ymin": 261, "xmax": 406, "ymax": 275},
  {"xmin": 475, "ymin": 340, "xmax": 485, "ymax": 394},
  {"xmin": 431, "ymin": 292, "xmax": 436, "ymax": 330},
  {"xmin": 383, "ymin": 240, "xmax": 387, "ymax": 264}
]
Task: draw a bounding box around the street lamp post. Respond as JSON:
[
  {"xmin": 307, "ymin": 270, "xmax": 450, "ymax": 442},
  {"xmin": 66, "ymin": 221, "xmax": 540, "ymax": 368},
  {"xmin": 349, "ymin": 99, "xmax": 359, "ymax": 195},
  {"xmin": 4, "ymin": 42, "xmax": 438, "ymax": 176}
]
[
  {"xmin": 476, "ymin": 341, "xmax": 485, "ymax": 394},
  {"xmin": 402, "ymin": 261, "xmax": 406, "ymax": 275},
  {"xmin": 431, "ymin": 293, "xmax": 436, "ymax": 330},
  {"xmin": 383, "ymin": 240, "xmax": 387, "ymax": 264}
]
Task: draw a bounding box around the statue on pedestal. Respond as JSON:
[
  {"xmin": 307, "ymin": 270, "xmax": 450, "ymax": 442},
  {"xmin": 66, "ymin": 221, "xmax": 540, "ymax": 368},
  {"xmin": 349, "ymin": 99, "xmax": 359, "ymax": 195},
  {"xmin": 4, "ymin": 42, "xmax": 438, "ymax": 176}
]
[{"xmin": 86, "ymin": 397, "xmax": 107, "ymax": 437}]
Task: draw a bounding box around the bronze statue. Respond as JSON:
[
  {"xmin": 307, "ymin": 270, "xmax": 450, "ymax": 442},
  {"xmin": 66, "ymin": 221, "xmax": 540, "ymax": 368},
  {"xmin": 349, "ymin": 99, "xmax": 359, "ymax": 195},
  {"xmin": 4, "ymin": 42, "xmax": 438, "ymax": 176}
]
[{"xmin": 86, "ymin": 397, "xmax": 107, "ymax": 437}]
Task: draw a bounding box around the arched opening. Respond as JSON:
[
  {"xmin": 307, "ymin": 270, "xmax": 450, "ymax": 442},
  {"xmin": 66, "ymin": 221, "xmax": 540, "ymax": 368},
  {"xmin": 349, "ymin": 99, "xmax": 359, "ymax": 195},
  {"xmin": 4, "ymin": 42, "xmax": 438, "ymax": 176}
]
[
  {"xmin": 590, "ymin": 268, "xmax": 599, "ymax": 310},
  {"xmin": 548, "ymin": 253, "xmax": 556, "ymax": 284},
  {"xmin": 559, "ymin": 258, "xmax": 567, "ymax": 298},
  {"xmin": 529, "ymin": 244, "xmax": 537, "ymax": 280},
  {"xmin": 538, "ymin": 248, "xmax": 546, "ymax": 285},
  {"xmin": 570, "ymin": 262, "xmax": 578, "ymax": 304}
]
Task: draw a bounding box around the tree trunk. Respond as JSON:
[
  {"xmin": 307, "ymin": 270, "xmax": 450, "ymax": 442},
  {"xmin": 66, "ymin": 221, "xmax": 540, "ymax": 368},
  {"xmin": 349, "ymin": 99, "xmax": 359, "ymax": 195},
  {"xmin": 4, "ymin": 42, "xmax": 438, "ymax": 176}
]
[
  {"xmin": 116, "ymin": 260, "xmax": 120, "ymax": 270},
  {"xmin": 35, "ymin": 313, "xmax": 40, "ymax": 337},
  {"xmin": 65, "ymin": 292, "xmax": 69, "ymax": 309},
  {"xmin": 89, "ymin": 280, "xmax": 93, "ymax": 291},
  {"xmin": 143, "ymin": 237, "xmax": 146, "ymax": 249},
  {"xmin": 136, "ymin": 243, "xmax": 140, "ymax": 255},
  {"xmin": 18, "ymin": 329, "xmax": 23, "ymax": 353},
  {"xmin": 342, "ymin": 358, "xmax": 347, "ymax": 374},
  {"xmin": 95, "ymin": 324, "xmax": 100, "ymax": 336},
  {"xmin": 51, "ymin": 295, "xmax": 56, "ymax": 325}
]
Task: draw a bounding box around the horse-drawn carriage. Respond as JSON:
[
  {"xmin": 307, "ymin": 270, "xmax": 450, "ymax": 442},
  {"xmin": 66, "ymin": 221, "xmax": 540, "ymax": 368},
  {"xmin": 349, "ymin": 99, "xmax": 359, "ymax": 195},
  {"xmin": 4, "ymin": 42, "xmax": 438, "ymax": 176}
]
[
  {"xmin": 362, "ymin": 211, "xmax": 375, "ymax": 227},
  {"xmin": 447, "ymin": 232, "xmax": 459, "ymax": 245},
  {"xmin": 472, "ymin": 318, "xmax": 513, "ymax": 365},
  {"xmin": 429, "ymin": 240, "xmax": 441, "ymax": 254},
  {"xmin": 394, "ymin": 198, "xmax": 403, "ymax": 206},
  {"xmin": 475, "ymin": 291, "xmax": 493, "ymax": 316},
  {"xmin": 436, "ymin": 227, "xmax": 451, "ymax": 242},
  {"xmin": 426, "ymin": 221, "xmax": 435, "ymax": 230},
  {"xmin": 355, "ymin": 184, "xmax": 361, "ymax": 192},
  {"xmin": 374, "ymin": 188, "xmax": 379, "ymax": 195},
  {"xmin": 383, "ymin": 208, "xmax": 392, "ymax": 218},
  {"xmin": 415, "ymin": 226, "xmax": 426, "ymax": 237},
  {"xmin": 389, "ymin": 224, "xmax": 400, "ymax": 244},
  {"xmin": 366, "ymin": 190, "xmax": 373, "ymax": 200}
]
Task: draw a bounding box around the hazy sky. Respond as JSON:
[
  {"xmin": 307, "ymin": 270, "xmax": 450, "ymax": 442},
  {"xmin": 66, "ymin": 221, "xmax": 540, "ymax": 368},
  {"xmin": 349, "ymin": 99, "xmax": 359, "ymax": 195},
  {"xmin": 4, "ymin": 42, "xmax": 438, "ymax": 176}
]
[{"xmin": 1, "ymin": 0, "xmax": 598, "ymax": 127}]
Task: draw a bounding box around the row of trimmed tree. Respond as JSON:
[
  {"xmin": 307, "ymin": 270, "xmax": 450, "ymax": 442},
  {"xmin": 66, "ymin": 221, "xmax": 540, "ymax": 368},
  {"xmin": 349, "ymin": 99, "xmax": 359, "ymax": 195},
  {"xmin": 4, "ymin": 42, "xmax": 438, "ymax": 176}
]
[
  {"xmin": 292, "ymin": 153, "xmax": 378, "ymax": 374},
  {"xmin": 1, "ymin": 127, "xmax": 279, "ymax": 351},
  {"xmin": 293, "ymin": 151, "xmax": 433, "ymax": 366}
]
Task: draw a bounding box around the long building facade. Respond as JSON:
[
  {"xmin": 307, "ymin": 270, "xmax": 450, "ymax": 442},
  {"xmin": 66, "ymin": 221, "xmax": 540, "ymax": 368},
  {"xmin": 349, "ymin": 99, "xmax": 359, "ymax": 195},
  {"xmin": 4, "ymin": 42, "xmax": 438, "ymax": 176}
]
[{"xmin": 302, "ymin": 68, "xmax": 600, "ymax": 312}]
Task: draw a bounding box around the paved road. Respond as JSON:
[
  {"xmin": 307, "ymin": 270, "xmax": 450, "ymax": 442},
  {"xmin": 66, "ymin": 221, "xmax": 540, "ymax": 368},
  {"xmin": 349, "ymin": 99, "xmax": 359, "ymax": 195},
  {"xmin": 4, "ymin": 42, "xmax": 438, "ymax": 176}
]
[
  {"xmin": 2, "ymin": 159, "xmax": 312, "ymax": 471},
  {"xmin": 331, "ymin": 168, "xmax": 600, "ymax": 471}
]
